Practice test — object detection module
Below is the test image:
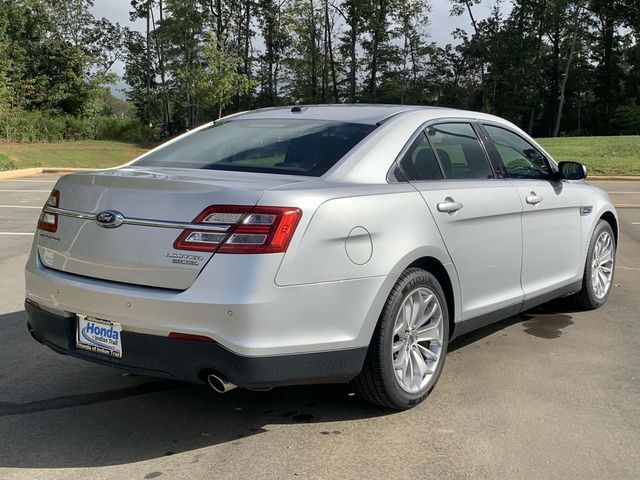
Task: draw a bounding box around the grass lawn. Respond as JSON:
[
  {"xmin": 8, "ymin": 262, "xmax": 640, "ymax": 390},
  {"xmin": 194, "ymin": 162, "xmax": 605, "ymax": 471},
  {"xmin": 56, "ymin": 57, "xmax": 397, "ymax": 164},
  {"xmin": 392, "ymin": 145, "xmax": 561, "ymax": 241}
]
[
  {"xmin": 536, "ymin": 135, "xmax": 640, "ymax": 176},
  {"xmin": 0, "ymin": 136, "xmax": 638, "ymax": 176},
  {"xmin": 0, "ymin": 141, "xmax": 150, "ymax": 171}
]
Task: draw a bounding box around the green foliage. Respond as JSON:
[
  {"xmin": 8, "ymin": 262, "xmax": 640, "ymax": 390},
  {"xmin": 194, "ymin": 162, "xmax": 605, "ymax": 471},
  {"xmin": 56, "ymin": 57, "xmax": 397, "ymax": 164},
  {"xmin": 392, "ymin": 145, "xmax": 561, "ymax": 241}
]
[
  {"xmin": 0, "ymin": 152, "xmax": 16, "ymax": 170},
  {"xmin": 2, "ymin": 0, "xmax": 640, "ymax": 142},
  {"xmin": 0, "ymin": 110, "xmax": 68, "ymax": 142},
  {"xmin": 610, "ymin": 100, "xmax": 640, "ymax": 135},
  {"xmin": 200, "ymin": 34, "xmax": 254, "ymax": 119},
  {"xmin": 0, "ymin": 109, "xmax": 156, "ymax": 143},
  {"xmin": 95, "ymin": 118, "xmax": 159, "ymax": 143},
  {"xmin": 0, "ymin": 0, "xmax": 132, "ymax": 142}
]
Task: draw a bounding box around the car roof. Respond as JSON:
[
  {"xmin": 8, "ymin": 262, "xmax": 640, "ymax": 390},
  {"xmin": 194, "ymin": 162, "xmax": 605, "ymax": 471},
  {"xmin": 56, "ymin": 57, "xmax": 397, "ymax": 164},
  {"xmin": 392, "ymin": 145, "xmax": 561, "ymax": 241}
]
[{"xmin": 227, "ymin": 104, "xmax": 455, "ymax": 125}]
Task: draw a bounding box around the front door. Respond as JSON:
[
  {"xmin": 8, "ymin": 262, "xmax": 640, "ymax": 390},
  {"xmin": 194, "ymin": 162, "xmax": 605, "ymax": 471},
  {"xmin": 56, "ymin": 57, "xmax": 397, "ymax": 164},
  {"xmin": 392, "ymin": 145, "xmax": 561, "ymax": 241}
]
[{"xmin": 482, "ymin": 124, "xmax": 582, "ymax": 301}]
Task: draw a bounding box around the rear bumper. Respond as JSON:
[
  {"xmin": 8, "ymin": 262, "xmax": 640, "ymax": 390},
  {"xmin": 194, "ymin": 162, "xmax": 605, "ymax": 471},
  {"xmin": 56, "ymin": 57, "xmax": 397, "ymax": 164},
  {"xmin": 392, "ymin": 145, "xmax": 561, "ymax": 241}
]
[
  {"xmin": 25, "ymin": 251, "xmax": 395, "ymax": 357},
  {"xmin": 25, "ymin": 302, "xmax": 367, "ymax": 387}
]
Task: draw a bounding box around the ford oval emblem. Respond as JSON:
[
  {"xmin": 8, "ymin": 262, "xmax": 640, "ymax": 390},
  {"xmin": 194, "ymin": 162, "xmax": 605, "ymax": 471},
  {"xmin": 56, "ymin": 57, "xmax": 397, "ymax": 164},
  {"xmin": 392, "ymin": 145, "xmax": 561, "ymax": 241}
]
[{"xmin": 95, "ymin": 210, "xmax": 124, "ymax": 228}]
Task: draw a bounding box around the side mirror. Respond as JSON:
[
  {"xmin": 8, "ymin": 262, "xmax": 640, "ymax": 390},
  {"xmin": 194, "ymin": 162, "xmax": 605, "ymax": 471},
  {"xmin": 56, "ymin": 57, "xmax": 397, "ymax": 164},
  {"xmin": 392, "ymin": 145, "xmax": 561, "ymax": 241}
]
[{"xmin": 558, "ymin": 161, "xmax": 587, "ymax": 180}]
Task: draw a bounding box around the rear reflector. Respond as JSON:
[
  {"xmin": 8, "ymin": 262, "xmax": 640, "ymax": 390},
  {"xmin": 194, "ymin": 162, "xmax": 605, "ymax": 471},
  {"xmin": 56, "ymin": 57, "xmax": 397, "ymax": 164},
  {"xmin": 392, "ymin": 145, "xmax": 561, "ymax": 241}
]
[
  {"xmin": 25, "ymin": 298, "xmax": 41, "ymax": 310},
  {"xmin": 37, "ymin": 189, "xmax": 60, "ymax": 232},
  {"xmin": 168, "ymin": 332, "xmax": 215, "ymax": 343},
  {"xmin": 174, "ymin": 205, "xmax": 302, "ymax": 254}
]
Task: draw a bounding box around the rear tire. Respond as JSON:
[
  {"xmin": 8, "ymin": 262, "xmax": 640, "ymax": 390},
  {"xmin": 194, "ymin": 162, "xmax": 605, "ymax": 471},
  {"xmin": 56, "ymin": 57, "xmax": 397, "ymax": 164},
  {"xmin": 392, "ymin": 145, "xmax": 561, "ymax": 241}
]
[
  {"xmin": 353, "ymin": 268, "xmax": 449, "ymax": 410},
  {"xmin": 570, "ymin": 219, "xmax": 616, "ymax": 310}
]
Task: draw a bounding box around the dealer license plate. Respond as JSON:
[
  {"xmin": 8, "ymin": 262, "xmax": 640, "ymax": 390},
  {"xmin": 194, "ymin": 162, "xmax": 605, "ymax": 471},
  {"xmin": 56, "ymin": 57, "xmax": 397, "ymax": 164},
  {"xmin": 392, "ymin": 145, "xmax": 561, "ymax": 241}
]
[{"xmin": 76, "ymin": 315, "xmax": 122, "ymax": 358}]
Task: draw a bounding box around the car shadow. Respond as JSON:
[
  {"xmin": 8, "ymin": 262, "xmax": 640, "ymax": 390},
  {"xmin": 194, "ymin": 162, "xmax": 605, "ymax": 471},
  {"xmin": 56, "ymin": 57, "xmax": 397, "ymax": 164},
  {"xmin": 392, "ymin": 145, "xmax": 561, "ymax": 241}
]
[
  {"xmin": 0, "ymin": 310, "xmax": 389, "ymax": 469},
  {"xmin": 450, "ymin": 299, "xmax": 576, "ymax": 352},
  {"xmin": 0, "ymin": 302, "xmax": 576, "ymax": 469}
]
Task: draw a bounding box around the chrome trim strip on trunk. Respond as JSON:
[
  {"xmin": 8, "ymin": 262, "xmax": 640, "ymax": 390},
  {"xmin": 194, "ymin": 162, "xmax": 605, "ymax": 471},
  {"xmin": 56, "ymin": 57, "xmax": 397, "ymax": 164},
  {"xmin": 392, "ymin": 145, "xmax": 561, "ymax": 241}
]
[{"xmin": 43, "ymin": 206, "xmax": 231, "ymax": 232}]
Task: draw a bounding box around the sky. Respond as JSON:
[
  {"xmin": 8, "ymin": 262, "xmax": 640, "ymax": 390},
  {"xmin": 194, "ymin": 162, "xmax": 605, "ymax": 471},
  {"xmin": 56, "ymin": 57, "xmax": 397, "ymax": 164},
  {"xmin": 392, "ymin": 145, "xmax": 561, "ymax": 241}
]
[{"xmin": 91, "ymin": 0, "xmax": 504, "ymax": 94}]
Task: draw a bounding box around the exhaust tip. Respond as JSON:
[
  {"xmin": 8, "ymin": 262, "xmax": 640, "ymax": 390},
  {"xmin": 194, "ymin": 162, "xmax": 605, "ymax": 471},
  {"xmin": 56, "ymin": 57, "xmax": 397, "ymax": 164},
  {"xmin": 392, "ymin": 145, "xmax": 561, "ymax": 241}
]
[{"xmin": 206, "ymin": 373, "xmax": 237, "ymax": 393}]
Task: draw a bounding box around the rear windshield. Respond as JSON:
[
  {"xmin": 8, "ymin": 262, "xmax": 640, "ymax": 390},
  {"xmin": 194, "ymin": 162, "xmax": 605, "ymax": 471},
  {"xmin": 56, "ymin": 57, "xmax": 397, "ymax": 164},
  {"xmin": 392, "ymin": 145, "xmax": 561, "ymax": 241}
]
[{"xmin": 133, "ymin": 119, "xmax": 376, "ymax": 176}]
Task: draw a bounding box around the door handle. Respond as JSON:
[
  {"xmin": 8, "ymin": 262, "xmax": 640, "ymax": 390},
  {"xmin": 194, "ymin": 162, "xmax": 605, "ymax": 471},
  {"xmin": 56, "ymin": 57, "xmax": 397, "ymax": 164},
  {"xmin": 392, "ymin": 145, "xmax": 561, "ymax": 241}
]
[
  {"xmin": 437, "ymin": 197, "xmax": 464, "ymax": 214},
  {"xmin": 526, "ymin": 192, "xmax": 543, "ymax": 205}
]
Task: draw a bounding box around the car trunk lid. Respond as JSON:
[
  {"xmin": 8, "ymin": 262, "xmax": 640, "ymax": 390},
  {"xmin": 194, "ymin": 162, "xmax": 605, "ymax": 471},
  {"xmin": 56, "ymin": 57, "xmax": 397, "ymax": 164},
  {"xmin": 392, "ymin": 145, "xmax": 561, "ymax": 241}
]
[{"xmin": 36, "ymin": 167, "xmax": 306, "ymax": 290}]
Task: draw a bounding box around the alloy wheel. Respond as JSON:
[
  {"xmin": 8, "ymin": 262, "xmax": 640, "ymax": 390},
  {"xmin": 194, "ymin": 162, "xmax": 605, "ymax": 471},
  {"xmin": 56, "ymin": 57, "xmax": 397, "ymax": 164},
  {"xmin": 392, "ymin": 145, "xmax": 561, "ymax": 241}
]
[
  {"xmin": 591, "ymin": 231, "xmax": 614, "ymax": 300},
  {"xmin": 391, "ymin": 287, "xmax": 444, "ymax": 394}
]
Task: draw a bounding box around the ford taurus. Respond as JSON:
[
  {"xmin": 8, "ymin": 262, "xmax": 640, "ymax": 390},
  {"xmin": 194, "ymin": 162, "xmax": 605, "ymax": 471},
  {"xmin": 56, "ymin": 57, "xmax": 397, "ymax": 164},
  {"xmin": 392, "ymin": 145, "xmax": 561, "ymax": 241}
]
[{"xmin": 25, "ymin": 105, "xmax": 618, "ymax": 409}]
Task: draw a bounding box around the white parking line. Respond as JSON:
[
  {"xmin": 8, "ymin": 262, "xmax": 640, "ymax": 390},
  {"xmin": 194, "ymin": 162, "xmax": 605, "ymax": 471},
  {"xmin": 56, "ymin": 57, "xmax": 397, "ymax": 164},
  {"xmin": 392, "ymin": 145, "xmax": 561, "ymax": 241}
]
[
  {"xmin": 0, "ymin": 189, "xmax": 50, "ymax": 193},
  {"xmin": 0, "ymin": 205, "xmax": 41, "ymax": 209},
  {"xmin": 618, "ymin": 265, "xmax": 640, "ymax": 272},
  {"xmin": 0, "ymin": 232, "xmax": 34, "ymax": 235}
]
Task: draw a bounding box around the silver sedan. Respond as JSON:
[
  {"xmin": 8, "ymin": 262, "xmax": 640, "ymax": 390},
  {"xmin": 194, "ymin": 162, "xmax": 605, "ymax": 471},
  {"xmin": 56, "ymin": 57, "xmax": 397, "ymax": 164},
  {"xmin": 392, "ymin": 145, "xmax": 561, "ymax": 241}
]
[{"xmin": 25, "ymin": 105, "xmax": 617, "ymax": 409}]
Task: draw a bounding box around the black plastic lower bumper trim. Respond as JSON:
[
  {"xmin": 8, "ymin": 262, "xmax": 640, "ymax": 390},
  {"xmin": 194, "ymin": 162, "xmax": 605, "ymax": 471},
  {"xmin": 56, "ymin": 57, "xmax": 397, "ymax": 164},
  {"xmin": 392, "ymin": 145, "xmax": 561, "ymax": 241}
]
[{"xmin": 25, "ymin": 302, "xmax": 367, "ymax": 388}]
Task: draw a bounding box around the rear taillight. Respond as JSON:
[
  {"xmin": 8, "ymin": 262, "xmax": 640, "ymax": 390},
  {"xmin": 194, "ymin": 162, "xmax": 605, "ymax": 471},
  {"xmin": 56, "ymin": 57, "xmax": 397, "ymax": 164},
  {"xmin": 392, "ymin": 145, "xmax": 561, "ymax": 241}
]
[
  {"xmin": 37, "ymin": 189, "xmax": 60, "ymax": 233},
  {"xmin": 174, "ymin": 205, "xmax": 302, "ymax": 254}
]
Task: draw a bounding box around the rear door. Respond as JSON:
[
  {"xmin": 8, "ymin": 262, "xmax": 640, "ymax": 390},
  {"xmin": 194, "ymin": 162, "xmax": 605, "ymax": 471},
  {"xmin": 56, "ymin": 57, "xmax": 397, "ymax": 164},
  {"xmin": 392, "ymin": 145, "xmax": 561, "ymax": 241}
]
[
  {"xmin": 401, "ymin": 122, "xmax": 524, "ymax": 322},
  {"xmin": 481, "ymin": 123, "xmax": 582, "ymax": 302}
]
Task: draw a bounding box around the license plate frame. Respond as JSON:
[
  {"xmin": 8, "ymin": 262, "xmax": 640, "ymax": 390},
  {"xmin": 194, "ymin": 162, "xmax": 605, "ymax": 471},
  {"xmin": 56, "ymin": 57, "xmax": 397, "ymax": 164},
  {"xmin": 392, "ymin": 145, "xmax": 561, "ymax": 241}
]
[{"xmin": 76, "ymin": 315, "xmax": 123, "ymax": 359}]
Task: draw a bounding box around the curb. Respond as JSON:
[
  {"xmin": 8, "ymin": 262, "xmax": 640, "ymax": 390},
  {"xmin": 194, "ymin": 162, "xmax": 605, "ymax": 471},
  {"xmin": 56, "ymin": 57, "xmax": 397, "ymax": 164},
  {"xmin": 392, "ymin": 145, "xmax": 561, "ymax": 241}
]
[
  {"xmin": 0, "ymin": 167, "xmax": 44, "ymax": 180},
  {"xmin": 43, "ymin": 167, "xmax": 99, "ymax": 173},
  {"xmin": 0, "ymin": 167, "xmax": 103, "ymax": 180}
]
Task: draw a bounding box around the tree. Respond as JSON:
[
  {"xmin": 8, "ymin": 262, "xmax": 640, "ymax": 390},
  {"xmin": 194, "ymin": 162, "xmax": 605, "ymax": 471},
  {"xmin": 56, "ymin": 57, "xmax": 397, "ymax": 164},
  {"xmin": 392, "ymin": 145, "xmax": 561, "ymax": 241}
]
[
  {"xmin": 394, "ymin": 0, "xmax": 431, "ymax": 104},
  {"xmin": 450, "ymin": 0, "xmax": 488, "ymax": 111},
  {"xmin": 283, "ymin": 0, "xmax": 322, "ymax": 103},
  {"xmin": 124, "ymin": 29, "xmax": 161, "ymax": 126},
  {"xmin": 200, "ymin": 34, "xmax": 253, "ymax": 118},
  {"xmin": 588, "ymin": 0, "xmax": 628, "ymax": 132},
  {"xmin": 257, "ymin": 0, "xmax": 289, "ymax": 105},
  {"xmin": 161, "ymin": 0, "xmax": 207, "ymax": 128},
  {"xmin": 0, "ymin": 2, "xmax": 12, "ymax": 113},
  {"xmin": 362, "ymin": 0, "xmax": 398, "ymax": 101},
  {"xmin": 337, "ymin": 0, "xmax": 366, "ymax": 102},
  {"xmin": 130, "ymin": 0, "xmax": 171, "ymax": 133},
  {"xmin": 554, "ymin": 2, "xmax": 585, "ymax": 137}
]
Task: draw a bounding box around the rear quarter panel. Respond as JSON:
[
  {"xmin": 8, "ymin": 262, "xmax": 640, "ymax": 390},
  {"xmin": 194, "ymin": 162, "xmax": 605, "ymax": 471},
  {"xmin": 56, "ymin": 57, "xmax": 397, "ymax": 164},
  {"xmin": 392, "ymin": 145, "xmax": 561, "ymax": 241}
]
[
  {"xmin": 261, "ymin": 182, "xmax": 460, "ymax": 347},
  {"xmin": 265, "ymin": 184, "xmax": 453, "ymax": 286}
]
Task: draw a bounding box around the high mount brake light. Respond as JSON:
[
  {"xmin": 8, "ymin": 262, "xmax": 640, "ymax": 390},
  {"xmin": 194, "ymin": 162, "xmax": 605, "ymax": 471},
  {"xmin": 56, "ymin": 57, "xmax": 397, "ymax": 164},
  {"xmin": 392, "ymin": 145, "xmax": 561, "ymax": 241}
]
[
  {"xmin": 173, "ymin": 205, "xmax": 302, "ymax": 254},
  {"xmin": 37, "ymin": 189, "xmax": 60, "ymax": 233}
]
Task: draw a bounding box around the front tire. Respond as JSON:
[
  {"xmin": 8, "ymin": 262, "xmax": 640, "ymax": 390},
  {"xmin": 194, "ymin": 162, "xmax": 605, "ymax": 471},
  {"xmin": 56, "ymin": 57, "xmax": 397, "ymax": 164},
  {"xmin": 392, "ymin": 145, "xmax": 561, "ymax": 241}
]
[
  {"xmin": 571, "ymin": 219, "xmax": 616, "ymax": 310},
  {"xmin": 353, "ymin": 268, "xmax": 449, "ymax": 410}
]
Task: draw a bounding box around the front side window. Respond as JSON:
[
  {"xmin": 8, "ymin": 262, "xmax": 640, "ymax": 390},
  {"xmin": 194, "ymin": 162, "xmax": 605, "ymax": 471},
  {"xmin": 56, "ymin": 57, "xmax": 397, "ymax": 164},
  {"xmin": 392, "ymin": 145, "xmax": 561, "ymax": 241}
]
[
  {"xmin": 398, "ymin": 132, "xmax": 443, "ymax": 181},
  {"xmin": 484, "ymin": 125, "xmax": 551, "ymax": 179},
  {"xmin": 134, "ymin": 119, "xmax": 376, "ymax": 176},
  {"xmin": 426, "ymin": 123, "xmax": 494, "ymax": 179}
]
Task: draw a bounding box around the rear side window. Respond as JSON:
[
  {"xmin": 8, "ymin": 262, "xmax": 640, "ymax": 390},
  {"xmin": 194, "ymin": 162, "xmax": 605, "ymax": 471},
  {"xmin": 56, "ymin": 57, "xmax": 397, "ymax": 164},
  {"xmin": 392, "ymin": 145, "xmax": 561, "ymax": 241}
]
[
  {"xmin": 426, "ymin": 123, "xmax": 494, "ymax": 179},
  {"xmin": 134, "ymin": 119, "xmax": 376, "ymax": 176},
  {"xmin": 483, "ymin": 125, "xmax": 551, "ymax": 179},
  {"xmin": 398, "ymin": 132, "xmax": 443, "ymax": 181}
]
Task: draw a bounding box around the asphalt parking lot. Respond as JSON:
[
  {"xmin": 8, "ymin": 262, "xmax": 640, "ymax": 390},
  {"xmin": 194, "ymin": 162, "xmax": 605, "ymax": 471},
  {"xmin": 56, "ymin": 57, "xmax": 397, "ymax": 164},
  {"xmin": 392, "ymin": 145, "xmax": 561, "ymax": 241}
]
[{"xmin": 0, "ymin": 175, "xmax": 639, "ymax": 480}]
